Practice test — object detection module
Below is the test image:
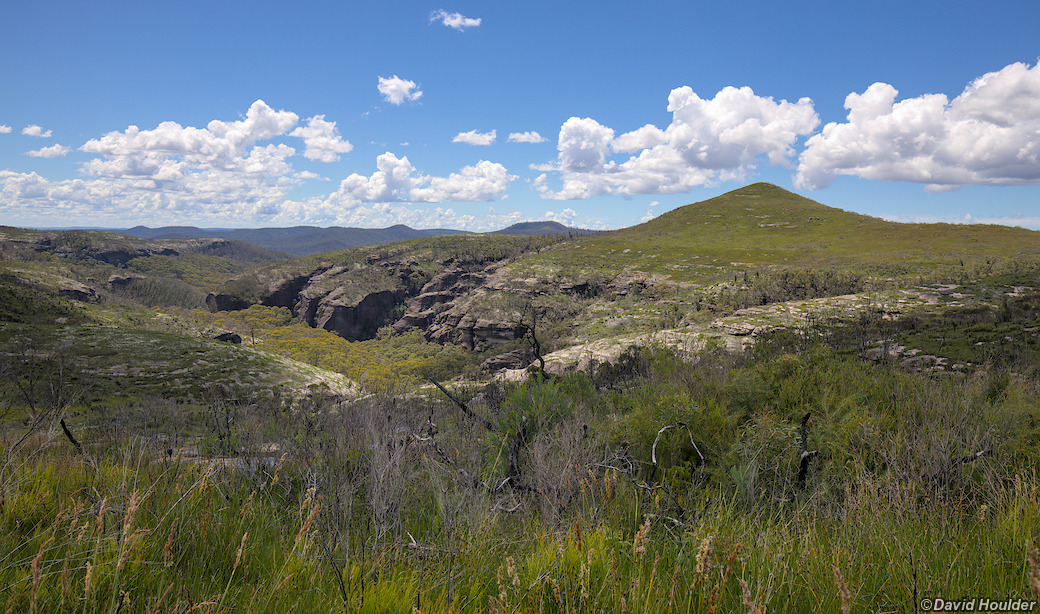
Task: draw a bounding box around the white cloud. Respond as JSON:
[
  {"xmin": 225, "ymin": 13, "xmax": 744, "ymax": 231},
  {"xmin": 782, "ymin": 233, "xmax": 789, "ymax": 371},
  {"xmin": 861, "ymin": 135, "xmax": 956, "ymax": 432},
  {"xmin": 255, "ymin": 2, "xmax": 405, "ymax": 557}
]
[
  {"xmin": 332, "ymin": 152, "xmax": 515, "ymax": 205},
  {"xmin": 288, "ymin": 115, "xmax": 353, "ymax": 162},
  {"xmin": 612, "ymin": 124, "xmax": 667, "ymax": 153},
  {"xmin": 796, "ymin": 61, "xmax": 1040, "ymax": 190},
  {"xmin": 0, "ymin": 125, "xmax": 11, "ymax": 134},
  {"xmin": 413, "ymin": 160, "xmax": 515, "ymax": 202},
  {"xmin": 536, "ymin": 86, "xmax": 818, "ymax": 199},
  {"xmin": 27, "ymin": 144, "xmax": 71, "ymax": 158},
  {"xmin": 452, "ymin": 129, "xmax": 496, "ymax": 146},
  {"xmin": 883, "ymin": 212, "xmax": 1040, "ymax": 230},
  {"xmin": 543, "ymin": 208, "xmax": 578, "ymax": 225},
  {"xmin": 0, "ymin": 101, "xmax": 306, "ymax": 225},
  {"xmin": 507, "ymin": 131, "xmax": 547, "ymax": 144},
  {"xmin": 22, "ymin": 125, "xmax": 53, "ymax": 138},
  {"xmin": 272, "ymin": 197, "xmax": 523, "ymax": 231},
  {"xmin": 0, "ymin": 101, "xmax": 518, "ymax": 229},
  {"xmin": 430, "ymin": 9, "xmax": 481, "ymax": 30},
  {"xmin": 378, "ymin": 75, "xmax": 423, "ymax": 105}
]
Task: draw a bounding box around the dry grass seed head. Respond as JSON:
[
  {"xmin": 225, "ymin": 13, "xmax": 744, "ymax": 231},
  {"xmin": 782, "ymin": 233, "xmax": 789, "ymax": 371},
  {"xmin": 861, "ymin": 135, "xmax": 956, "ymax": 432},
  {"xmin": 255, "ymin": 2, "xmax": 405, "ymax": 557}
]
[
  {"xmin": 507, "ymin": 556, "xmax": 520, "ymax": 589},
  {"xmin": 239, "ymin": 490, "xmax": 255, "ymax": 520},
  {"xmin": 30, "ymin": 535, "xmax": 55, "ymax": 613},
  {"xmin": 94, "ymin": 496, "xmax": 108, "ymax": 534},
  {"xmin": 696, "ymin": 534, "xmax": 713, "ymax": 576},
  {"xmin": 164, "ymin": 517, "xmax": 180, "ymax": 567},
  {"xmin": 83, "ymin": 561, "xmax": 93, "ymax": 601},
  {"xmin": 234, "ymin": 532, "xmax": 248, "ymax": 570},
  {"xmin": 60, "ymin": 550, "xmax": 72, "ymax": 600},
  {"xmin": 294, "ymin": 497, "xmax": 321, "ymax": 549},
  {"xmin": 738, "ymin": 577, "xmax": 763, "ymax": 614},
  {"xmin": 634, "ymin": 516, "xmax": 652, "ymax": 560},
  {"xmin": 833, "ymin": 564, "xmax": 851, "ymax": 614}
]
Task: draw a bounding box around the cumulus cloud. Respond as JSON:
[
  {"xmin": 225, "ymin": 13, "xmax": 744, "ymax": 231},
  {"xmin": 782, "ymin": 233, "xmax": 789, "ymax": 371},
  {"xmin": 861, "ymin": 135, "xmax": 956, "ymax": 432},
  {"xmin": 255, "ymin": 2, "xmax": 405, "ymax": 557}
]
[
  {"xmin": 288, "ymin": 115, "xmax": 353, "ymax": 162},
  {"xmin": 452, "ymin": 129, "xmax": 496, "ymax": 146},
  {"xmin": 535, "ymin": 86, "xmax": 818, "ymax": 199},
  {"xmin": 272, "ymin": 198, "xmax": 523, "ymax": 231},
  {"xmin": 430, "ymin": 9, "xmax": 481, "ymax": 30},
  {"xmin": 543, "ymin": 208, "xmax": 578, "ymax": 225},
  {"xmin": 378, "ymin": 75, "xmax": 423, "ymax": 105},
  {"xmin": 0, "ymin": 101, "xmax": 521, "ymax": 228},
  {"xmin": 640, "ymin": 200, "xmax": 660, "ymax": 222},
  {"xmin": 0, "ymin": 101, "xmax": 306, "ymax": 225},
  {"xmin": 413, "ymin": 160, "xmax": 515, "ymax": 202},
  {"xmin": 796, "ymin": 61, "xmax": 1040, "ymax": 190},
  {"xmin": 507, "ymin": 131, "xmax": 547, "ymax": 143},
  {"xmin": 27, "ymin": 144, "xmax": 71, "ymax": 158},
  {"xmin": 22, "ymin": 125, "xmax": 53, "ymax": 138},
  {"xmin": 332, "ymin": 152, "xmax": 515, "ymax": 205},
  {"xmin": 0, "ymin": 125, "xmax": 11, "ymax": 134},
  {"xmin": 883, "ymin": 212, "xmax": 1040, "ymax": 230}
]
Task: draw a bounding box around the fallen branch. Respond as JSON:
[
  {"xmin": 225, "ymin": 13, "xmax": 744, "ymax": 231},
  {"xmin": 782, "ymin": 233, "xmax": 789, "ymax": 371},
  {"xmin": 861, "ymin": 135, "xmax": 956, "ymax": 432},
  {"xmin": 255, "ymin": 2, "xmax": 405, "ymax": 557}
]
[{"xmin": 426, "ymin": 378, "xmax": 496, "ymax": 432}]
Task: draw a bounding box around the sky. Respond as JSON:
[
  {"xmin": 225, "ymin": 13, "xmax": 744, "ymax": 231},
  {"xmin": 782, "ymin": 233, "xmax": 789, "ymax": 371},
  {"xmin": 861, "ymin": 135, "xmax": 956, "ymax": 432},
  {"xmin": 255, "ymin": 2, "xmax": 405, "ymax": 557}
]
[{"xmin": 1, "ymin": 0, "xmax": 1039, "ymax": 231}]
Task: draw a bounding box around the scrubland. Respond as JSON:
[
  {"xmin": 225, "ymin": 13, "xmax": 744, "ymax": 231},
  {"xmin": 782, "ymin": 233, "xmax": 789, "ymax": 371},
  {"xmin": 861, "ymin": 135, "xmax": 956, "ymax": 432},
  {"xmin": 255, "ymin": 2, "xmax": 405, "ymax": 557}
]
[{"xmin": 3, "ymin": 337, "xmax": 1039, "ymax": 612}]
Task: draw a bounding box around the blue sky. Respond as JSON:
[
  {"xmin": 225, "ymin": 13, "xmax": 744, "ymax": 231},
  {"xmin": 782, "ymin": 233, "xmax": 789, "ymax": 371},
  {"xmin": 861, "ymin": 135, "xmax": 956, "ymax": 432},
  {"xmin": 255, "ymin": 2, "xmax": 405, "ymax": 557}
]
[{"xmin": 1, "ymin": 0, "xmax": 1038, "ymax": 231}]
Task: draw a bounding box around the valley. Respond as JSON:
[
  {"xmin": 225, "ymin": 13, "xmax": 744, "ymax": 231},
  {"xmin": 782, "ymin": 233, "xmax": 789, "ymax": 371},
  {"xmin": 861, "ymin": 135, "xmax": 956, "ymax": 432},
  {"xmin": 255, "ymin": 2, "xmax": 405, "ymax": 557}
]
[{"xmin": 2, "ymin": 183, "xmax": 1039, "ymax": 612}]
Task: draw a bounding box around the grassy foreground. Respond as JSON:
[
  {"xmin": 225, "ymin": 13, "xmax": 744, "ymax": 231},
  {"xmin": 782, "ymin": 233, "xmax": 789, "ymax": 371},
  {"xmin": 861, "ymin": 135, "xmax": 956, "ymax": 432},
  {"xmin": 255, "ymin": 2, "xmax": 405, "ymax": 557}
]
[{"xmin": 3, "ymin": 345, "xmax": 1040, "ymax": 612}]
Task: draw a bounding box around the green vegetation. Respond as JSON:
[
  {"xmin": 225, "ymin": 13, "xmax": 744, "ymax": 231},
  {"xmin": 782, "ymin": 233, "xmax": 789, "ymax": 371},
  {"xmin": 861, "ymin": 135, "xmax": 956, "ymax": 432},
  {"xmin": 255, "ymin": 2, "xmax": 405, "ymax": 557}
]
[
  {"xmin": 199, "ymin": 305, "xmax": 485, "ymax": 393},
  {"xmin": 2, "ymin": 342, "xmax": 1039, "ymax": 612},
  {"xmin": 4, "ymin": 186, "xmax": 1040, "ymax": 612},
  {"xmin": 533, "ymin": 183, "xmax": 1040, "ymax": 283},
  {"xmin": 0, "ymin": 323, "xmax": 353, "ymax": 410}
]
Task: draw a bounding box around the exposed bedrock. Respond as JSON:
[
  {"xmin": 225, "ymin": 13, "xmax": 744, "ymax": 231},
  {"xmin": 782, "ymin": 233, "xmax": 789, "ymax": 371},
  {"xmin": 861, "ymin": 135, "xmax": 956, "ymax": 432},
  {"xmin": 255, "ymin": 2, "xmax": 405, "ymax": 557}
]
[
  {"xmin": 206, "ymin": 293, "xmax": 252, "ymax": 312},
  {"xmin": 313, "ymin": 290, "xmax": 400, "ymax": 340},
  {"xmin": 208, "ymin": 258, "xmax": 532, "ymax": 346}
]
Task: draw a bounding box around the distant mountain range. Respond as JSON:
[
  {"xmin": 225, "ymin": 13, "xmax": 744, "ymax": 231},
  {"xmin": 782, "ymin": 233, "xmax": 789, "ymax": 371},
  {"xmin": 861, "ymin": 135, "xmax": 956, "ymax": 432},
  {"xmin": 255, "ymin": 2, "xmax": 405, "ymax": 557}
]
[{"xmin": 117, "ymin": 221, "xmax": 591, "ymax": 257}]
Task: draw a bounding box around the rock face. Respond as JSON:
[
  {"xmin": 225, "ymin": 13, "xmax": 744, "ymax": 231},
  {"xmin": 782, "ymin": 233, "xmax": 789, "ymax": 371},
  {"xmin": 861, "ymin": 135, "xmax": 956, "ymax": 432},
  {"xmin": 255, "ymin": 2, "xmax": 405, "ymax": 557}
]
[
  {"xmin": 393, "ymin": 264, "xmax": 527, "ymax": 349},
  {"xmin": 208, "ymin": 254, "xmax": 531, "ymax": 346},
  {"xmin": 58, "ymin": 281, "xmax": 99, "ymax": 303},
  {"xmin": 206, "ymin": 293, "xmax": 252, "ymax": 312},
  {"xmin": 314, "ymin": 290, "xmax": 400, "ymax": 340},
  {"xmin": 481, "ymin": 348, "xmax": 534, "ymax": 373}
]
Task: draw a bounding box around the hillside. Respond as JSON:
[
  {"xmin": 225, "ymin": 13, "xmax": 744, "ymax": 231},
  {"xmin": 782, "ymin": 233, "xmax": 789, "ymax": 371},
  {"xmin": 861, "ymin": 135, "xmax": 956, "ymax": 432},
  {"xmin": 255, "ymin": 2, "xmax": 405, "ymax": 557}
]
[
  {"xmin": 194, "ymin": 183, "xmax": 1040, "ymax": 386},
  {"xmin": 3, "ymin": 184, "xmax": 1040, "ymax": 613},
  {"xmin": 536, "ymin": 183, "xmax": 1040, "ymax": 282}
]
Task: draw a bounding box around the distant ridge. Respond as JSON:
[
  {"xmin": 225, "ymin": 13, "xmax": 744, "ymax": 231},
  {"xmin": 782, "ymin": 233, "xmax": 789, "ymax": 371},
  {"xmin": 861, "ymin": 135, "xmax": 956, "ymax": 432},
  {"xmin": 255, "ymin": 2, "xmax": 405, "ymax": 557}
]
[
  {"xmin": 118, "ymin": 220, "xmax": 592, "ymax": 257},
  {"xmin": 119, "ymin": 225, "xmax": 467, "ymax": 257},
  {"xmin": 493, "ymin": 221, "xmax": 594, "ymax": 236}
]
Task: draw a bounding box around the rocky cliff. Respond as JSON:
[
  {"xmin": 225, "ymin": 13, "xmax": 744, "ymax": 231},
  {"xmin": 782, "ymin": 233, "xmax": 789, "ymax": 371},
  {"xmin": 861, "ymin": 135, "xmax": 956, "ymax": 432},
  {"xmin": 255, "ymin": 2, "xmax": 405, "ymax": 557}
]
[{"xmin": 207, "ymin": 251, "xmax": 536, "ymax": 345}]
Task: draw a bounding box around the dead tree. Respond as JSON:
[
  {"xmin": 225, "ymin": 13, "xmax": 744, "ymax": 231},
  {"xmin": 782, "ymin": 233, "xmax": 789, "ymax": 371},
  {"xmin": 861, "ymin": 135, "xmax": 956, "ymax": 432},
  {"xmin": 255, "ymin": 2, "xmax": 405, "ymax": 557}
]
[
  {"xmin": 425, "ymin": 378, "xmax": 497, "ymax": 432},
  {"xmin": 60, "ymin": 418, "xmax": 83, "ymax": 454},
  {"xmin": 426, "ymin": 378, "xmax": 538, "ymax": 503},
  {"xmin": 796, "ymin": 412, "xmax": 819, "ymax": 490}
]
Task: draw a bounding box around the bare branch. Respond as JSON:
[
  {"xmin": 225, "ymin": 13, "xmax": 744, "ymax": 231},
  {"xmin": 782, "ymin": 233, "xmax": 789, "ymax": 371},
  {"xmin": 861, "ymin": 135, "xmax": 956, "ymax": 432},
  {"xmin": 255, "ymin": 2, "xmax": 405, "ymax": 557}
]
[{"xmin": 426, "ymin": 377, "xmax": 496, "ymax": 432}]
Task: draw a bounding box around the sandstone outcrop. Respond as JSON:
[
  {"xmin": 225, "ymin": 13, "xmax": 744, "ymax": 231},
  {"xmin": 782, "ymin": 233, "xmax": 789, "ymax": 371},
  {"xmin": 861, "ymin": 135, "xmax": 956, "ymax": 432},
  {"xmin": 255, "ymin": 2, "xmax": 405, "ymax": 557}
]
[{"xmin": 207, "ymin": 254, "xmax": 532, "ymax": 346}]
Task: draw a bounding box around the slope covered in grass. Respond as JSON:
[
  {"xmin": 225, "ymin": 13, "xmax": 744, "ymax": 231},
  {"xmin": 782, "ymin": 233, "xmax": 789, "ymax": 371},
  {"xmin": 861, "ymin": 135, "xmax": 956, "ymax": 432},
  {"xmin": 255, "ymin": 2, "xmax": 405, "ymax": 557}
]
[{"xmin": 538, "ymin": 183, "xmax": 1040, "ymax": 281}]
